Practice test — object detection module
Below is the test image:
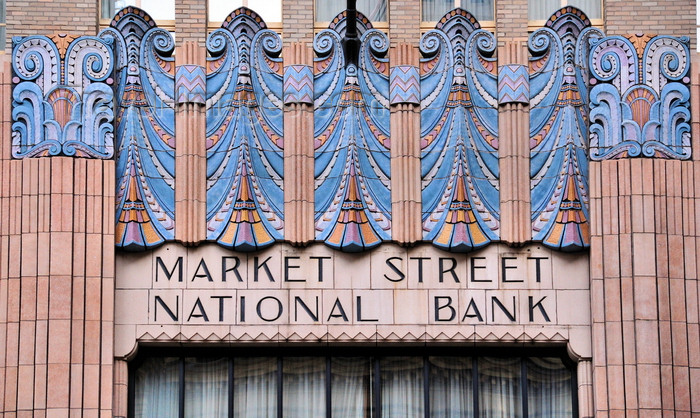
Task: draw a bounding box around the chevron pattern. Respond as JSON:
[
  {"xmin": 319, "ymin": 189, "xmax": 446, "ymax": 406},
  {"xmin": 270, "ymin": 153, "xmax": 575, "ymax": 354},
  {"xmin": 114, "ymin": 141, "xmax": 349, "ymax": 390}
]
[
  {"xmin": 176, "ymin": 65, "xmax": 206, "ymax": 104},
  {"xmin": 390, "ymin": 65, "xmax": 420, "ymax": 105},
  {"xmin": 498, "ymin": 64, "xmax": 529, "ymax": 104},
  {"xmin": 283, "ymin": 65, "xmax": 313, "ymax": 104}
]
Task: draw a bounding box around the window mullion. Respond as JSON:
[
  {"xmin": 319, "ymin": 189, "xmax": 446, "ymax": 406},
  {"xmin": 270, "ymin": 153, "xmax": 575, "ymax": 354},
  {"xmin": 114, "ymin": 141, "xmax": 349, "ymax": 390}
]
[
  {"xmin": 228, "ymin": 358, "xmax": 234, "ymax": 418},
  {"xmin": 472, "ymin": 357, "xmax": 479, "ymax": 416},
  {"xmin": 521, "ymin": 358, "xmax": 529, "ymax": 418},
  {"xmin": 326, "ymin": 357, "xmax": 332, "ymax": 418},
  {"xmin": 178, "ymin": 357, "xmax": 185, "ymax": 418},
  {"xmin": 423, "ymin": 356, "xmax": 430, "ymax": 418},
  {"xmin": 278, "ymin": 357, "xmax": 283, "ymax": 418},
  {"xmin": 374, "ymin": 358, "xmax": 381, "ymax": 418}
]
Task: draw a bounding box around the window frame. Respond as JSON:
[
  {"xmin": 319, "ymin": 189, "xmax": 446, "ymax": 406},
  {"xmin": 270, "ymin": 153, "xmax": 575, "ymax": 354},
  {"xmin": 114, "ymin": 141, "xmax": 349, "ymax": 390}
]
[
  {"xmin": 527, "ymin": 0, "xmax": 604, "ymax": 31},
  {"xmin": 419, "ymin": 0, "xmax": 496, "ymax": 32},
  {"xmin": 0, "ymin": 0, "xmax": 6, "ymax": 54},
  {"xmin": 128, "ymin": 345, "xmax": 580, "ymax": 418},
  {"xmin": 207, "ymin": 0, "xmax": 283, "ymax": 33},
  {"xmin": 99, "ymin": 0, "xmax": 176, "ymax": 31},
  {"xmin": 313, "ymin": 0, "xmax": 390, "ymax": 32}
]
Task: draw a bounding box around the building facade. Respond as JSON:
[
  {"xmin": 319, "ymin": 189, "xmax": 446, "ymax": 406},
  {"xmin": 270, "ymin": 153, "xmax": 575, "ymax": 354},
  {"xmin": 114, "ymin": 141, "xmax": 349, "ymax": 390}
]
[{"xmin": 0, "ymin": 0, "xmax": 699, "ymax": 416}]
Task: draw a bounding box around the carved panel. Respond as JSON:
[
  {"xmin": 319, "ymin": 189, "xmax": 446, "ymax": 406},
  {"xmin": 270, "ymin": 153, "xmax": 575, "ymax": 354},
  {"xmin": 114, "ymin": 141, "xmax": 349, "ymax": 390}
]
[
  {"xmin": 589, "ymin": 34, "xmax": 691, "ymax": 160},
  {"xmin": 11, "ymin": 34, "xmax": 115, "ymax": 158}
]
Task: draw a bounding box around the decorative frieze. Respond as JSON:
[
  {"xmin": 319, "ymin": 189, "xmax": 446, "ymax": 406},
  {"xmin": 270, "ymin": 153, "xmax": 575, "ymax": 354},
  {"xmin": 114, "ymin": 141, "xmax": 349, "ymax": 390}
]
[
  {"xmin": 175, "ymin": 64, "xmax": 206, "ymax": 105},
  {"xmin": 114, "ymin": 242, "xmax": 591, "ymax": 358},
  {"xmin": 389, "ymin": 65, "xmax": 420, "ymax": 105}
]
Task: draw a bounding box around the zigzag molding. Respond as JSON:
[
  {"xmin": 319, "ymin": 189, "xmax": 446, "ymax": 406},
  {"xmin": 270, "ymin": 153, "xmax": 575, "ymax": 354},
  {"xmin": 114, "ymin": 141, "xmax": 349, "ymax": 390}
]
[
  {"xmin": 498, "ymin": 64, "xmax": 529, "ymax": 104},
  {"xmin": 132, "ymin": 326, "xmax": 575, "ymax": 344},
  {"xmin": 390, "ymin": 65, "xmax": 420, "ymax": 105},
  {"xmin": 119, "ymin": 325, "xmax": 588, "ymax": 360}
]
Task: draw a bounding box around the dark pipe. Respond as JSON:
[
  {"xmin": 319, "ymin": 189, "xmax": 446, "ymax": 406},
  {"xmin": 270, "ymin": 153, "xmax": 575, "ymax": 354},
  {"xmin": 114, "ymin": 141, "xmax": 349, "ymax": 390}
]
[{"xmin": 342, "ymin": 0, "xmax": 360, "ymax": 68}]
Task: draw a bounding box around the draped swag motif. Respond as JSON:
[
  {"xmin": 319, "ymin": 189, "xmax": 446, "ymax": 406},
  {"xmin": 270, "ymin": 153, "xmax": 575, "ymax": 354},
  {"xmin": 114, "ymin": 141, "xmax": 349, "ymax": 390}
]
[
  {"xmin": 101, "ymin": 7, "xmax": 176, "ymax": 250},
  {"xmin": 529, "ymin": 7, "xmax": 602, "ymax": 251},
  {"xmin": 313, "ymin": 11, "xmax": 392, "ymax": 252},
  {"xmin": 205, "ymin": 8, "xmax": 285, "ymax": 251},
  {"xmin": 420, "ymin": 9, "xmax": 500, "ymax": 252}
]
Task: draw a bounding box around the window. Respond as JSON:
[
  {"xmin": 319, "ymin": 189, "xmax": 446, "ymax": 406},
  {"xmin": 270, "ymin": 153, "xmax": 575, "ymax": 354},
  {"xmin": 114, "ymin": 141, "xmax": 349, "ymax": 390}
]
[
  {"xmin": 131, "ymin": 349, "xmax": 577, "ymax": 417},
  {"xmin": 101, "ymin": 0, "xmax": 175, "ymax": 21},
  {"xmin": 528, "ymin": 0, "xmax": 602, "ymax": 22},
  {"xmin": 422, "ymin": 0, "xmax": 494, "ymax": 23},
  {"xmin": 209, "ymin": 0, "xmax": 282, "ymax": 26},
  {"xmin": 0, "ymin": 0, "xmax": 5, "ymax": 53},
  {"xmin": 697, "ymin": 3, "xmax": 700, "ymax": 52},
  {"xmin": 315, "ymin": 0, "xmax": 387, "ymax": 23}
]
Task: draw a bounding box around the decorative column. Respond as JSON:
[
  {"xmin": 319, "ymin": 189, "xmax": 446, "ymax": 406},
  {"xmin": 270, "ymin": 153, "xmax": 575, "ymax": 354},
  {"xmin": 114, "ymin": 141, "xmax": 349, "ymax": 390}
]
[
  {"xmin": 578, "ymin": 360, "xmax": 595, "ymax": 417},
  {"xmin": 389, "ymin": 0, "xmax": 422, "ymax": 244},
  {"xmin": 389, "ymin": 43, "xmax": 421, "ymax": 244},
  {"xmin": 497, "ymin": 39, "xmax": 531, "ymax": 245},
  {"xmin": 587, "ymin": 34, "xmax": 699, "ymax": 415},
  {"xmin": 1, "ymin": 34, "xmax": 116, "ymax": 415},
  {"xmin": 282, "ymin": 0, "xmax": 315, "ymax": 245},
  {"xmin": 283, "ymin": 43, "xmax": 315, "ymax": 245},
  {"xmin": 175, "ymin": 42, "xmax": 207, "ymax": 245}
]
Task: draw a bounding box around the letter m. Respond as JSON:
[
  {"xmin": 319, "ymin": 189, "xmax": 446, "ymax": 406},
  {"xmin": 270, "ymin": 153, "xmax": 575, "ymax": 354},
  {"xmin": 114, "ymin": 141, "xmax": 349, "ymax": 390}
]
[{"xmin": 156, "ymin": 256, "xmax": 184, "ymax": 282}]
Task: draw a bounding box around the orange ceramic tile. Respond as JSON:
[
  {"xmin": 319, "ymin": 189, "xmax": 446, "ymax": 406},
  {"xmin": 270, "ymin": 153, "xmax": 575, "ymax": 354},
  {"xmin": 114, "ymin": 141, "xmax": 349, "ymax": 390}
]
[
  {"xmin": 635, "ymin": 320, "xmax": 660, "ymax": 364},
  {"xmin": 605, "ymin": 321, "xmax": 624, "ymax": 365},
  {"xmin": 623, "ymin": 365, "xmax": 639, "ymax": 410},
  {"xmin": 607, "ymin": 365, "xmax": 626, "ymax": 410},
  {"xmin": 82, "ymin": 364, "xmax": 100, "ymax": 409},
  {"xmin": 671, "ymin": 321, "xmax": 690, "ymax": 366},
  {"xmin": 69, "ymin": 363, "xmax": 83, "ymax": 410}
]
